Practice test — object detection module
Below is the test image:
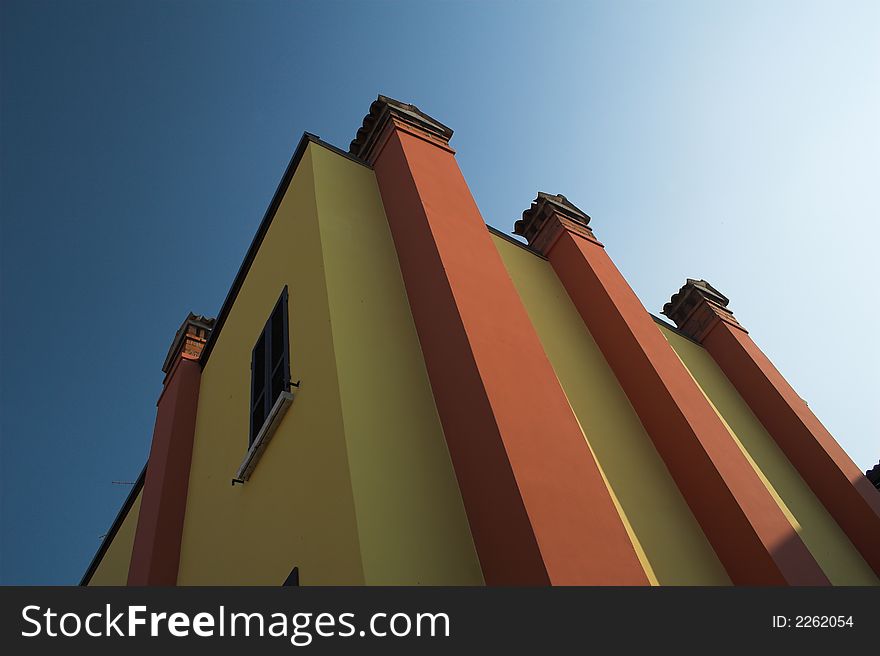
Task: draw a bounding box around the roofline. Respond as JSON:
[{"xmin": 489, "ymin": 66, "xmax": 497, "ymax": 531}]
[
  {"xmin": 651, "ymin": 313, "xmax": 703, "ymax": 346},
  {"xmin": 199, "ymin": 133, "xmax": 370, "ymax": 368},
  {"xmin": 79, "ymin": 464, "xmax": 146, "ymax": 586},
  {"xmin": 193, "ymin": 131, "xmax": 695, "ymax": 370},
  {"xmin": 197, "ymin": 132, "xmax": 547, "ymax": 368},
  {"xmin": 486, "ymin": 225, "xmax": 548, "ymax": 259}
]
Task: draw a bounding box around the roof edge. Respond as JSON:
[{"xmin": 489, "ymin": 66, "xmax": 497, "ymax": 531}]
[
  {"xmin": 79, "ymin": 464, "xmax": 146, "ymax": 586},
  {"xmin": 486, "ymin": 225, "xmax": 548, "ymax": 260},
  {"xmin": 651, "ymin": 313, "xmax": 704, "ymax": 346},
  {"xmin": 199, "ymin": 133, "xmax": 368, "ymax": 368}
]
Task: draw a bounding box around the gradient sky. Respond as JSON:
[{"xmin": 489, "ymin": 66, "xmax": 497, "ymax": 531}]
[{"xmin": 2, "ymin": 1, "xmax": 878, "ymax": 584}]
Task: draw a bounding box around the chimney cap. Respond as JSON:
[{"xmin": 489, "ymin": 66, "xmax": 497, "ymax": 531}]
[
  {"xmin": 514, "ymin": 192, "xmax": 591, "ymax": 243},
  {"xmin": 162, "ymin": 312, "xmax": 215, "ymax": 374},
  {"xmin": 662, "ymin": 279, "xmax": 730, "ymax": 327},
  {"xmin": 349, "ymin": 95, "xmax": 453, "ymax": 161}
]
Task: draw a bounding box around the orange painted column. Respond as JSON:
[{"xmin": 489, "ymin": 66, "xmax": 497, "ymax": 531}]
[
  {"xmin": 128, "ymin": 314, "xmax": 213, "ymax": 585},
  {"xmin": 350, "ymin": 97, "xmax": 647, "ymax": 585},
  {"xmin": 664, "ymin": 279, "xmax": 880, "ymax": 575},
  {"xmin": 515, "ymin": 194, "xmax": 828, "ymax": 585}
]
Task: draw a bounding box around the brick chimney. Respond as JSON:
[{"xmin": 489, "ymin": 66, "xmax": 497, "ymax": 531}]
[
  {"xmin": 161, "ymin": 313, "xmax": 215, "ymax": 375},
  {"xmin": 129, "ymin": 312, "xmax": 214, "ymax": 586},
  {"xmin": 349, "ymin": 97, "xmax": 648, "ymax": 585},
  {"xmin": 513, "ymin": 192, "xmax": 828, "ymax": 585},
  {"xmin": 662, "ymin": 279, "xmax": 743, "ymax": 342},
  {"xmin": 663, "ymin": 278, "xmax": 880, "ymax": 576}
]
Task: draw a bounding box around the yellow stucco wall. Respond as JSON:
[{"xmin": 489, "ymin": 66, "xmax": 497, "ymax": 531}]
[
  {"xmin": 311, "ymin": 146, "xmax": 482, "ymax": 585},
  {"xmin": 177, "ymin": 144, "xmax": 364, "ymax": 585},
  {"xmin": 661, "ymin": 326, "xmax": 877, "ymax": 585},
  {"xmin": 492, "ymin": 235, "xmax": 730, "ymax": 585},
  {"xmin": 176, "ymin": 141, "xmax": 481, "ymax": 585},
  {"xmin": 88, "ymin": 490, "xmax": 141, "ymax": 586}
]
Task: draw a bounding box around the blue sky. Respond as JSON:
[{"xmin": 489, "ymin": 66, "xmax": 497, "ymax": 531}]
[{"xmin": 1, "ymin": 1, "xmax": 877, "ymax": 584}]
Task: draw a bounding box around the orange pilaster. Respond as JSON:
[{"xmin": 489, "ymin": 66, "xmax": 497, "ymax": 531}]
[
  {"xmin": 664, "ymin": 279, "xmax": 880, "ymax": 575},
  {"xmin": 516, "ymin": 194, "xmax": 829, "ymax": 585},
  {"xmin": 351, "ymin": 97, "xmax": 647, "ymax": 585},
  {"xmin": 128, "ymin": 314, "xmax": 212, "ymax": 585}
]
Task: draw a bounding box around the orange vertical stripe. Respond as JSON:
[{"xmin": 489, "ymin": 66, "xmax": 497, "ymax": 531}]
[
  {"xmin": 534, "ymin": 214, "xmax": 828, "ymax": 585},
  {"xmin": 128, "ymin": 356, "xmax": 201, "ymax": 585},
  {"xmin": 369, "ymin": 126, "xmax": 647, "ymax": 585},
  {"xmin": 702, "ymin": 320, "xmax": 880, "ymax": 575}
]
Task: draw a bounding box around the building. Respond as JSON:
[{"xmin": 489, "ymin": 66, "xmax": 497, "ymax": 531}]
[{"xmin": 81, "ymin": 96, "xmax": 880, "ymax": 586}]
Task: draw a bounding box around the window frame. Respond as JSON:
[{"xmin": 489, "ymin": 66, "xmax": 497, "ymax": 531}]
[{"xmin": 249, "ymin": 286, "xmax": 290, "ymax": 446}]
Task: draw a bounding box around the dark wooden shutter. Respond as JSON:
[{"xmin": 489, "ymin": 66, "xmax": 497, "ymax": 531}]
[
  {"xmin": 249, "ymin": 286, "xmax": 290, "ymax": 445},
  {"xmin": 268, "ymin": 291, "xmax": 289, "ymax": 408},
  {"xmin": 250, "ymin": 333, "xmax": 267, "ymax": 445}
]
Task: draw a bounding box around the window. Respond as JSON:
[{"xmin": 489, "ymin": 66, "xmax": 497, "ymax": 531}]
[{"xmin": 250, "ymin": 287, "xmax": 290, "ymax": 445}]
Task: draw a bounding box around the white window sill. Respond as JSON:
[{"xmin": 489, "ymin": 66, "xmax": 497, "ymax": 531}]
[{"xmin": 235, "ymin": 390, "xmax": 295, "ymax": 482}]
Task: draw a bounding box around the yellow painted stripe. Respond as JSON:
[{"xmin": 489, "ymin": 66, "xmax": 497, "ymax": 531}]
[
  {"xmin": 662, "ymin": 326, "xmax": 877, "ymax": 585},
  {"xmin": 494, "ymin": 235, "xmax": 729, "ymax": 585}
]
